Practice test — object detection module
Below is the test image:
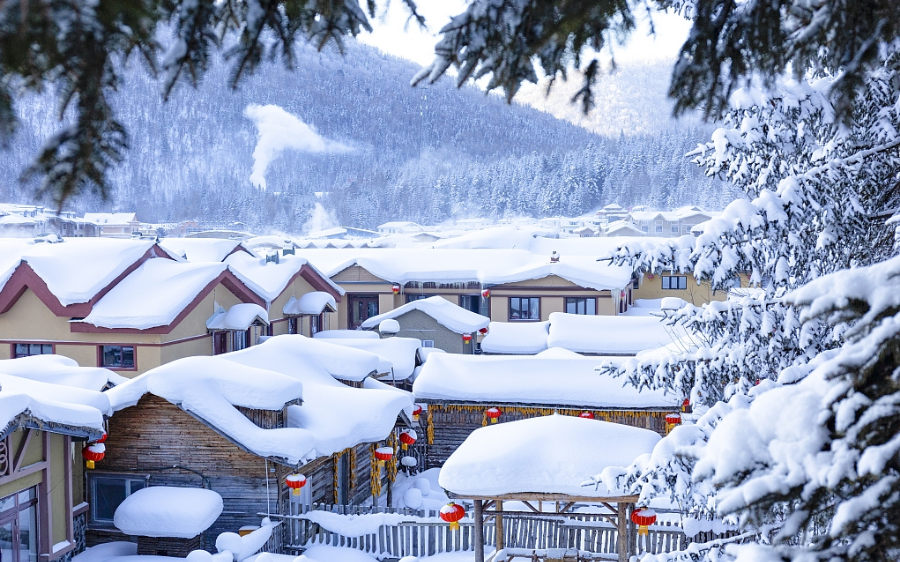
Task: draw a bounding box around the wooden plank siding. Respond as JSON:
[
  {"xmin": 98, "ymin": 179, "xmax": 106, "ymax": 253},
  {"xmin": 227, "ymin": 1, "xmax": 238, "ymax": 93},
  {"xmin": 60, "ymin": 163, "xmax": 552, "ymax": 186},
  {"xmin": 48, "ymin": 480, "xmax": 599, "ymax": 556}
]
[{"xmin": 422, "ymin": 403, "xmax": 668, "ymax": 469}]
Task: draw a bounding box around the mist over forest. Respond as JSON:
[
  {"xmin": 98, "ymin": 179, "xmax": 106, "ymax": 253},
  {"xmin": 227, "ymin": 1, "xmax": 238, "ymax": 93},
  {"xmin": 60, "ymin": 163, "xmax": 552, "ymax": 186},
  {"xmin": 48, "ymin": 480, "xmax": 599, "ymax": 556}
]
[{"xmin": 0, "ymin": 40, "xmax": 737, "ymax": 232}]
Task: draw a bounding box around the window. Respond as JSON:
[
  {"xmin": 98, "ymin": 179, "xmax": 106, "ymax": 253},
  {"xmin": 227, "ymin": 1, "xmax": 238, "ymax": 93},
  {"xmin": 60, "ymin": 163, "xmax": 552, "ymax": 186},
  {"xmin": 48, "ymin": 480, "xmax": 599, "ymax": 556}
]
[
  {"xmin": 311, "ymin": 314, "xmax": 323, "ymax": 335},
  {"xmin": 565, "ymin": 297, "xmax": 596, "ymax": 315},
  {"xmin": 406, "ymin": 294, "xmax": 429, "ymax": 303},
  {"xmin": 0, "ymin": 488, "xmax": 38, "ymax": 562},
  {"xmin": 632, "ymin": 278, "xmax": 640, "ymax": 290},
  {"xmin": 655, "ymin": 225, "xmax": 663, "ymax": 233},
  {"xmin": 459, "ymin": 295, "xmax": 489, "ymax": 316},
  {"xmin": 13, "ymin": 344, "xmax": 52, "ymax": 359},
  {"xmin": 421, "ymin": 340, "xmax": 435, "ymax": 348},
  {"xmin": 287, "ymin": 317, "xmax": 298, "ymax": 335},
  {"xmin": 99, "ymin": 345, "xmax": 135, "ymax": 369},
  {"xmin": 89, "ymin": 475, "xmax": 147, "ymax": 528},
  {"xmin": 661, "ymin": 276, "xmax": 688, "ymax": 290},
  {"xmin": 232, "ymin": 330, "xmax": 248, "ymax": 351},
  {"xmin": 509, "ymin": 297, "xmax": 540, "ymax": 321},
  {"xmin": 641, "ymin": 226, "xmax": 649, "ymax": 233},
  {"xmin": 671, "ymin": 224, "xmax": 680, "ymax": 233}
]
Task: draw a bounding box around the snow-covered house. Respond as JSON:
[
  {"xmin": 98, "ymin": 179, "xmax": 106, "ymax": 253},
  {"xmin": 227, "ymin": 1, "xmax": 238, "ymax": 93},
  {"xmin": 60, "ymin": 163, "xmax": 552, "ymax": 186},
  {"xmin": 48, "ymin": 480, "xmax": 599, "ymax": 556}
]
[
  {"xmin": 82, "ymin": 213, "xmax": 141, "ymax": 238},
  {"xmin": 95, "ymin": 336, "xmax": 413, "ymax": 549},
  {"xmin": 412, "ymin": 349, "xmax": 676, "ymax": 467},
  {"xmin": 376, "ymin": 222, "xmax": 424, "ymax": 235},
  {"xmin": 295, "ymin": 248, "xmax": 635, "ymax": 329},
  {"xmin": 630, "ymin": 206, "xmax": 716, "ymax": 237},
  {"xmin": 0, "ymin": 355, "xmax": 116, "ymax": 562},
  {"xmin": 359, "ymin": 296, "xmax": 490, "ymax": 354},
  {"xmin": 158, "ymin": 238, "xmax": 253, "ymax": 263},
  {"xmin": 310, "ymin": 335, "xmax": 421, "ymax": 388}
]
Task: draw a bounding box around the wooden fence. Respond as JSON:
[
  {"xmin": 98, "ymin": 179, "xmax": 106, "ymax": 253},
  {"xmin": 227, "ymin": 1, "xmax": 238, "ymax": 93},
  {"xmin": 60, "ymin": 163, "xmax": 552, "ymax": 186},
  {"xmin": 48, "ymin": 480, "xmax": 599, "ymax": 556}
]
[{"xmin": 262, "ymin": 503, "xmax": 725, "ymax": 560}]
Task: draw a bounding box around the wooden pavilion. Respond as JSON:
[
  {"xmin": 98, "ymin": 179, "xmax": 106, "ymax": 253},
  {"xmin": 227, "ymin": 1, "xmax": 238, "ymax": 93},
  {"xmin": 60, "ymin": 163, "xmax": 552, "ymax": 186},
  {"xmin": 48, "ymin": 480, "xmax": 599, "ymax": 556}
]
[{"xmin": 438, "ymin": 415, "xmax": 661, "ymax": 562}]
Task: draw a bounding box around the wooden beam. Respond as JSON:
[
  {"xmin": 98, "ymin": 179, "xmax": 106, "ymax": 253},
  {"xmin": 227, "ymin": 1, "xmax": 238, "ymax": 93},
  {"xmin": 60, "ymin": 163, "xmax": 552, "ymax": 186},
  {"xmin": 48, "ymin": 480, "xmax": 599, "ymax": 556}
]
[
  {"xmin": 617, "ymin": 501, "xmax": 628, "ymax": 562},
  {"xmin": 600, "ymin": 501, "xmax": 618, "ymax": 515},
  {"xmin": 495, "ymin": 500, "xmax": 504, "ymax": 552},
  {"xmin": 521, "ymin": 501, "xmax": 541, "ymax": 513},
  {"xmin": 474, "ymin": 499, "xmax": 485, "ymax": 562},
  {"xmin": 558, "ymin": 501, "xmax": 576, "ymax": 514},
  {"xmin": 12, "ymin": 428, "xmax": 32, "ymax": 473},
  {"xmin": 447, "ymin": 492, "xmax": 640, "ymax": 503}
]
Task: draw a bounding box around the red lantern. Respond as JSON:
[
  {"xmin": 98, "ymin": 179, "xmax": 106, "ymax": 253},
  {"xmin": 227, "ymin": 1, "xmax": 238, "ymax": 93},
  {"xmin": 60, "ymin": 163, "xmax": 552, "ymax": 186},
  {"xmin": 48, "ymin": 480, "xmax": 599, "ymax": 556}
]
[
  {"xmin": 579, "ymin": 411, "xmax": 594, "ymax": 419},
  {"xmin": 462, "ymin": 334, "xmax": 473, "ymax": 344},
  {"xmin": 681, "ymin": 398, "xmax": 691, "ymax": 413},
  {"xmin": 399, "ymin": 429, "xmax": 417, "ymax": 450},
  {"xmin": 96, "ymin": 432, "xmax": 107, "ymax": 444},
  {"xmin": 412, "ymin": 404, "xmax": 423, "ymax": 422},
  {"xmin": 485, "ymin": 407, "xmax": 501, "ymax": 424},
  {"xmin": 665, "ymin": 412, "xmax": 681, "ymax": 434},
  {"xmin": 82, "ymin": 443, "xmax": 105, "ymax": 470},
  {"xmin": 481, "ymin": 289, "xmax": 490, "ymax": 299},
  {"xmin": 647, "ymin": 273, "xmax": 655, "ymax": 279},
  {"xmin": 285, "ymin": 473, "xmax": 307, "ymax": 496},
  {"xmin": 440, "ymin": 502, "xmax": 466, "ymax": 531},
  {"xmin": 631, "ymin": 508, "xmax": 657, "ymax": 536},
  {"xmin": 374, "ymin": 446, "xmax": 394, "ymax": 466},
  {"xmin": 479, "ymin": 327, "xmax": 488, "ymax": 335},
  {"xmin": 392, "ymin": 284, "xmax": 401, "ymax": 295}
]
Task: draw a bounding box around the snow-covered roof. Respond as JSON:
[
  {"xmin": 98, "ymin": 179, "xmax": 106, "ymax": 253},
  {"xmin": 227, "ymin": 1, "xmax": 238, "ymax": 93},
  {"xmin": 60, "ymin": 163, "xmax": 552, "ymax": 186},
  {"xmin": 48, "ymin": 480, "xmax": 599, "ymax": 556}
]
[
  {"xmin": 225, "ymin": 251, "xmax": 343, "ymax": 304},
  {"xmin": 107, "ymin": 335, "xmax": 412, "ymax": 461},
  {"xmin": 413, "ymin": 350, "xmax": 674, "ymax": 409},
  {"xmin": 0, "ymin": 355, "xmax": 126, "ymax": 390},
  {"xmin": 313, "ymin": 330, "xmax": 380, "ymax": 340},
  {"xmin": 82, "ymin": 212, "xmax": 138, "ymax": 225},
  {"xmin": 480, "ymin": 321, "xmax": 549, "ymax": 355},
  {"xmin": 0, "ymin": 373, "xmax": 109, "ymax": 439},
  {"xmin": 296, "ymin": 248, "xmax": 633, "ymax": 291},
  {"xmin": 114, "ymin": 487, "xmax": 223, "ymax": 538},
  {"xmin": 159, "ymin": 238, "xmax": 247, "ymax": 263},
  {"xmin": 207, "ymin": 303, "xmax": 269, "ymax": 331},
  {"xmin": 547, "ymin": 313, "xmax": 680, "ymax": 355},
  {"xmin": 0, "ymin": 238, "xmax": 164, "ymax": 306},
  {"xmin": 81, "ymin": 260, "xmax": 227, "ymax": 330},
  {"xmin": 283, "ymin": 292, "xmax": 337, "ymax": 316},
  {"xmin": 606, "ymin": 221, "xmax": 645, "ymax": 236},
  {"xmin": 360, "ymin": 296, "xmax": 489, "ymax": 334},
  {"xmin": 312, "ymin": 337, "xmax": 421, "ymax": 381},
  {"xmin": 439, "ymin": 415, "xmax": 661, "ymax": 498}
]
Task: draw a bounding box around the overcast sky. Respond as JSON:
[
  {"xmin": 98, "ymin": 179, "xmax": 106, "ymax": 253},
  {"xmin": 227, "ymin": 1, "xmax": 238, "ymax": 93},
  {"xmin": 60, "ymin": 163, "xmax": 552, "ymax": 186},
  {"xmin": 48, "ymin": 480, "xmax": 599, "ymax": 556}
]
[{"xmin": 357, "ymin": 1, "xmax": 692, "ymax": 68}]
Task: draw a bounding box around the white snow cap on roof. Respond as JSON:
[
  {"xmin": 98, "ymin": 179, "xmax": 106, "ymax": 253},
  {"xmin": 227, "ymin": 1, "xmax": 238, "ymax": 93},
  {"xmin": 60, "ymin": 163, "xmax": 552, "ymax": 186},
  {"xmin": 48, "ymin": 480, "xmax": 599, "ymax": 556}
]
[
  {"xmin": 0, "ymin": 374, "xmax": 107, "ymax": 436},
  {"xmin": 207, "ymin": 303, "xmax": 269, "ymax": 331},
  {"xmin": 480, "ymin": 321, "xmax": 549, "ymax": 354},
  {"xmin": 83, "ymin": 212, "xmax": 137, "ymax": 225},
  {"xmin": 159, "ymin": 238, "xmax": 245, "ymax": 263},
  {"xmin": 225, "ymin": 251, "xmax": 343, "ymax": 304},
  {"xmin": 547, "ymin": 313, "xmax": 679, "ymax": 355},
  {"xmin": 413, "ymin": 352, "xmax": 672, "ymax": 409},
  {"xmin": 0, "ymin": 355, "xmax": 125, "ymax": 390},
  {"xmin": 361, "ymin": 296, "xmax": 489, "ymax": 334},
  {"xmin": 314, "ymin": 338, "xmax": 421, "ymax": 381},
  {"xmin": 0, "ymin": 238, "xmax": 160, "ymax": 306},
  {"xmin": 439, "ymin": 415, "xmax": 661, "ymax": 497},
  {"xmin": 313, "ymin": 330, "xmax": 380, "ymax": 340},
  {"xmin": 283, "ymin": 292, "xmax": 337, "ymax": 316},
  {"xmin": 114, "ymin": 487, "xmax": 223, "ymax": 538},
  {"xmin": 378, "ymin": 319, "xmax": 400, "ymax": 334},
  {"xmin": 82, "ymin": 259, "xmax": 226, "ymax": 330}
]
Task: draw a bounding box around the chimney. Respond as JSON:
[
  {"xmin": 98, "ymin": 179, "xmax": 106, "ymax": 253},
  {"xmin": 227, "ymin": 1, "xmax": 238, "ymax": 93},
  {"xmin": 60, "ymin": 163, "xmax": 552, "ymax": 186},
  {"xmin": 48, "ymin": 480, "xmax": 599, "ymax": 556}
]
[{"xmin": 550, "ymin": 251, "xmax": 560, "ymax": 263}]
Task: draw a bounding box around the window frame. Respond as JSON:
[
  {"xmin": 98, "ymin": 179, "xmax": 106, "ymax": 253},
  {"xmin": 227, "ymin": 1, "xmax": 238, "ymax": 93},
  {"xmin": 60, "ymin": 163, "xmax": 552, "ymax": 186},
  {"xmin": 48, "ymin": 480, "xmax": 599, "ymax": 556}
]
[
  {"xmin": 287, "ymin": 317, "xmax": 298, "ymax": 335},
  {"xmin": 12, "ymin": 343, "xmax": 54, "ymax": 359},
  {"xmin": 565, "ymin": 297, "xmax": 597, "ymax": 315},
  {"xmin": 98, "ymin": 345, "xmax": 136, "ymax": 371},
  {"xmin": 508, "ymin": 297, "xmax": 541, "ymax": 321},
  {"xmin": 0, "ymin": 487, "xmax": 39, "ymax": 562},
  {"xmin": 661, "ymin": 275, "xmax": 688, "ymax": 290},
  {"xmin": 87, "ymin": 474, "xmax": 149, "ymax": 530}
]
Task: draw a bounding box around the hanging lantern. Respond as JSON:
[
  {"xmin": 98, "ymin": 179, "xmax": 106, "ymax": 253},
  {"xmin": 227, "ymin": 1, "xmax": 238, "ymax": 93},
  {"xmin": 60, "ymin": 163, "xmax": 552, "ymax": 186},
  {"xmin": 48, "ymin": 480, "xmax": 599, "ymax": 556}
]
[
  {"xmin": 411, "ymin": 404, "xmax": 423, "ymax": 422},
  {"xmin": 647, "ymin": 273, "xmax": 655, "ymax": 279},
  {"xmin": 681, "ymin": 398, "xmax": 691, "ymax": 413},
  {"xmin": 392, "ymin": 284, "xmax": 401, "ymax": 295},
  {"xmin": 399, "ymin": 429, "xmax": 417, "ymax": 450},
  {"xmin": 631, "ymin": 508, "xmax": 657, "ymax": 536},
  {"xmin": 82, "ymin": 443, "xmax": 105, "ymax": 470},
  {"xmin": 96, "ymin": 432, "xmax": 108, "ymax": 444},
  {"xmin": 285, "ymin": 473, "xmax": 307, "ymax": 496},
  {"xmin": 439, "ymin": 502, "xmax": 466, "ymax": 531},
  {"xmin": 481, "ymin": 289, "xmax": 490, "ymax": 299},
  {"xmin": 479, "ymin": 327, "xmax": 488, "ymax": 335},
  {"xmin": 579, "ymin": 411, "xmax": 595, "ymax": 419},
  {"xmin": 462, "ymin": 334, "xmax": 473, "ymax": 344},
  {"xmin": 374, "ymin": 446, "xmax": 394, "ymax": 467},
  {"xmin": 665, "ymin": 413, "xmax": 681, "ymax": 434},
  {"xmin": 485, "ymin": 407, "xmax": 502, "ymax": 424}
]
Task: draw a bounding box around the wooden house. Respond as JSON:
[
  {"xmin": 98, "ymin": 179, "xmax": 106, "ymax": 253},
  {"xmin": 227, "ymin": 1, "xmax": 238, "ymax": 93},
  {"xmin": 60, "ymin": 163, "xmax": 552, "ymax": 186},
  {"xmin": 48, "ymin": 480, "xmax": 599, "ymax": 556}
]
[{"xmin": 411, "ymin": 350, "xmax": 678, "ymax": 469}]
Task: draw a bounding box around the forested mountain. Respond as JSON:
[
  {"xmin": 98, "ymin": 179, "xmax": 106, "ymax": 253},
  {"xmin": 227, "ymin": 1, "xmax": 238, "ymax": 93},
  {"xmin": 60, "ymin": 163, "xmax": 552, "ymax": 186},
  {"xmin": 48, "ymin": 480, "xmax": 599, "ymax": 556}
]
[{"xmin": 0, "ymin": 40, "xmax": 737, "ymax": 232}]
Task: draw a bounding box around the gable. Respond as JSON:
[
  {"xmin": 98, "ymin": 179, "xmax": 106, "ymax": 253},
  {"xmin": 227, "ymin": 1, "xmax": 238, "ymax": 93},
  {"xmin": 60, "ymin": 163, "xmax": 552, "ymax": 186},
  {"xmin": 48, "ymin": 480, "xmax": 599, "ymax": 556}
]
[{"xmin": 332, "ymin": 265, "xmax": 389, "ymax": 284}]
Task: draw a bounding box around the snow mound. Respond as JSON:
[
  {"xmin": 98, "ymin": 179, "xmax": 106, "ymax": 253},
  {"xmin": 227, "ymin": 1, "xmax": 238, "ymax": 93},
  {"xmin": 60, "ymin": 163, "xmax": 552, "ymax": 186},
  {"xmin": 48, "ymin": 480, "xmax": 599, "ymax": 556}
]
[
  {"xmin": 313, "ymin": 330, "xmax": 380, "ymax": 340},
  {"xmin": 547, "ymin": 313, "xmax": 678, "ymax": 355},
  {"xmin": 315, "ymin": 338, "xmax": 421, "ymax": 381},
  {"xmin": 114, "ymin": 486, "xmax": 223, "ymax": 538},
  {"xmin": 361, "ymin": 296, "xmax": 489, "ymax": 334},
  {"xmin": 0, "ymin": 354, "xmax": 125, "ymax": 390},
  {"xmin": 439, "ymin": 415, "xmax": 661, "ymax": 497},
  {"xmin": 480, "ymin": 321, "xmax": 549, "ymax": 354}
]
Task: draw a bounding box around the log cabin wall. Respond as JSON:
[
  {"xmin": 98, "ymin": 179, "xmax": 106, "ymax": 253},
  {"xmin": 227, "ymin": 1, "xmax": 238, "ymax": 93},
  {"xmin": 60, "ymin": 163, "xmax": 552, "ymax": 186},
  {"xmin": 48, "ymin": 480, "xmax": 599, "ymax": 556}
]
[
  {"xmin": 94, "ymin": 395, "xmax": 311, "ymax": 551},
  {"xmin": 422, "ymin": 403, "xmax": 668, "ymax": 469}
]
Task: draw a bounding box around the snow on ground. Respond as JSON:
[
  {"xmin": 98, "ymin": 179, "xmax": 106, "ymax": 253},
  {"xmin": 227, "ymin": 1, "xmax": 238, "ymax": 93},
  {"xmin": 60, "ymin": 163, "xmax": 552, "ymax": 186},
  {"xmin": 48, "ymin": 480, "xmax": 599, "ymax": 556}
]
[
  {"xmin": 114, "ymin": 487, "xmax": 224, "ymax": 538},
  {"xmin": 361, "ymin": 296, "xmax": 489, "ymax": 334},
  {"xmin": 82, "ymin": 259, "xmax": 227, "ymax": 329},
  {"xmin": 480, "ymin": 321, "xmax": 549, "ymax": 354},
  {"xmin": 439, "ymin": 415, "xmax": 661, "ymax": 497},
  {"xmin": 391, "ymin": 468, "xmax": 449, "ymax": 512},
  {"xmin": 413, "ymin": 351, "xmax": 673, "ymax": 409}
]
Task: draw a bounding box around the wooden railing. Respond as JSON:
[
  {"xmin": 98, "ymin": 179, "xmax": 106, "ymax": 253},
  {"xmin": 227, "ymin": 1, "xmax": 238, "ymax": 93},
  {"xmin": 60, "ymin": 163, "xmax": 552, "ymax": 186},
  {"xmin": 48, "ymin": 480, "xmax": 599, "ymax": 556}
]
[{"xmin": 260, "ymin": 503, "xmax": 734, "ymax": 560}]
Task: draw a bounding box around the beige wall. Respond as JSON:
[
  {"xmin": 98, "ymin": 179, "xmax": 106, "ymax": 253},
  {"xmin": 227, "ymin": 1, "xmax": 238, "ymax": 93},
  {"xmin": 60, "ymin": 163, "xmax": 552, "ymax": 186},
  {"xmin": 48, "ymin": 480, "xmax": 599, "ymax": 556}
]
[
  {"xmin": 540, "ymin": 297, "xmax": 565, "ymax": 321},
  {"xmin": 633, "ymin": 273, "xmax": 725, "ymax": 305}
]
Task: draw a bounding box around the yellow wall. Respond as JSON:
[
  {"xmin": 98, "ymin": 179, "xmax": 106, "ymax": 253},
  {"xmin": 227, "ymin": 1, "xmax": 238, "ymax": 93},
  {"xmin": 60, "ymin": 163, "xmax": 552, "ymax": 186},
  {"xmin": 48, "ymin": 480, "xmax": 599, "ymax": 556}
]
[
  {"xmin": 540, "ymin": 297, "xmax": 565, "ymax": 321},
  {"xmin": 633, "ymin": 273, "xmax": 725, "ymax": 305}
]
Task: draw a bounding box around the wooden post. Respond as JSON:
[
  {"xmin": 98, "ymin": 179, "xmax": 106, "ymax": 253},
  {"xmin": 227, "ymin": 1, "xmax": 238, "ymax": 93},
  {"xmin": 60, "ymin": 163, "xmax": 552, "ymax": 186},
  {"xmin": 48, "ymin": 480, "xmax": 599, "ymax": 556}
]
[
  {"xmin": 495, "ymin": 500, "xmax": 504, "ymax": 552},
  {"xmin": 616, "ymin": 502, "xmax": 627, "ymax": 562},
  {"xmin": 474, "ymin": 499, "xmax": 485, "ymax": 562}
]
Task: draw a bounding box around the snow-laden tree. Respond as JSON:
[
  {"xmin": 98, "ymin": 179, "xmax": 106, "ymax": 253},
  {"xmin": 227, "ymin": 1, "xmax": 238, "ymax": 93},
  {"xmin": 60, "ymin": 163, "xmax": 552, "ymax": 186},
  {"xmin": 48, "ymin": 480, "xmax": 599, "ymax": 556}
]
[{"xmin": 597, "ymin": 51, "xmax": 900, "ymax": 562}]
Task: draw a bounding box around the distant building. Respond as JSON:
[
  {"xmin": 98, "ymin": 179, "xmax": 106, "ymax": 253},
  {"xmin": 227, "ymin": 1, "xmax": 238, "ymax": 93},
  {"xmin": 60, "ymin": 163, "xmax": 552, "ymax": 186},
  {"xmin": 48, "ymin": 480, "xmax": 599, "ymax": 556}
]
[
  {"xmin": 82, "ymin": 212, "xmax": 141, "ymax": 238},
  {"xmin": 630, "ymin": 206, "xmax": 717, "ymax": 237},
  {"xmin": 376, "ymin": 221, "xmax": 423, "ymax": 235}
]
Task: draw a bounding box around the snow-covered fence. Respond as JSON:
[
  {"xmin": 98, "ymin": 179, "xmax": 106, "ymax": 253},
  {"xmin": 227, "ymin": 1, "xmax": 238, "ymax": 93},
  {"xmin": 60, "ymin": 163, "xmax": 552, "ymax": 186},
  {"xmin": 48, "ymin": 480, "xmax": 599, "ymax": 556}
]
[{"xmin": 262, "ymin": 504, "xmax": 730, "ymax": 559}]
